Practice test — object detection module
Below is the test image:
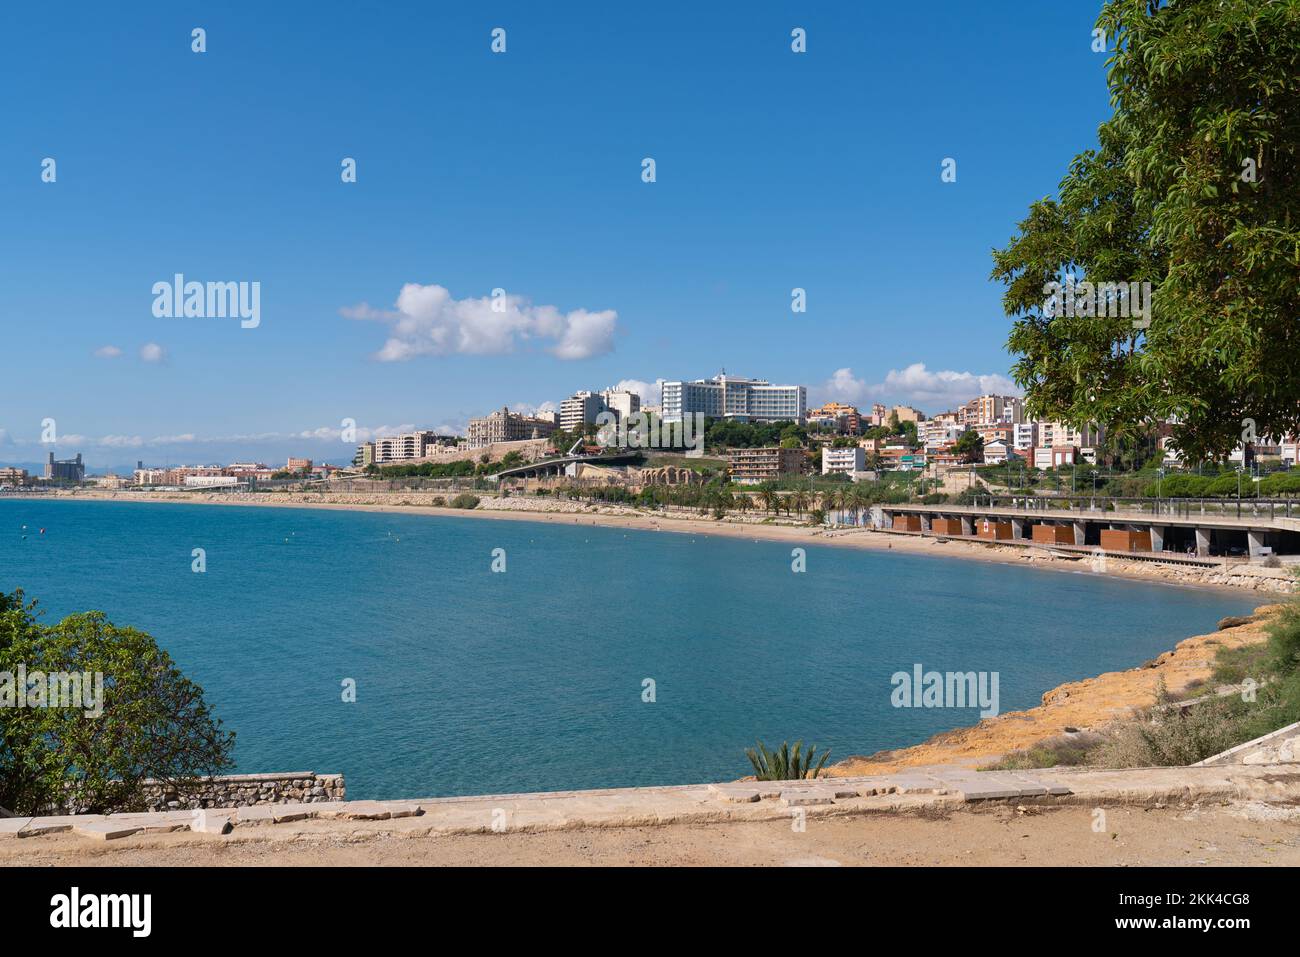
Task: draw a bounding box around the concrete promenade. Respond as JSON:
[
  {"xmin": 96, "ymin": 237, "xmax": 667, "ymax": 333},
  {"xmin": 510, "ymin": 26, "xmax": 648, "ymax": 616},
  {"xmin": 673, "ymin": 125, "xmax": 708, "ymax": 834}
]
[{"xmin": 5, "ymin": 762, "xmax": 1299, "ymax": 846}]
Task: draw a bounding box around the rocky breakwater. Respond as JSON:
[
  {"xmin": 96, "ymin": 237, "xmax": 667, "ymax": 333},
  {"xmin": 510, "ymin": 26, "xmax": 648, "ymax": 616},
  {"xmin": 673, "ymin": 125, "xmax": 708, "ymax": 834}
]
[{"xmin": 141, "ymin": 772, "xmax": 345, "ymax": 811}]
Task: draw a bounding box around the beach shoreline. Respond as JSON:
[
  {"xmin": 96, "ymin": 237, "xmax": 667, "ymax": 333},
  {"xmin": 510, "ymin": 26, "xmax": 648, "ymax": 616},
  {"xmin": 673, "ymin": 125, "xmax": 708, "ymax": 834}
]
[{"xmin": 5, "ymin": 487, "xmax": 1289, "ymax": 597}]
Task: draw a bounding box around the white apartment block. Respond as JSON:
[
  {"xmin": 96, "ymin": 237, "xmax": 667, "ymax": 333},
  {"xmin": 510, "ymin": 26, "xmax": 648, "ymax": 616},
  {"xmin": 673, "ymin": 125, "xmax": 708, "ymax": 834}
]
[
  {"xmin": 1037, "ymin": 421, "xmax": 1103, "ymax": 449},
  {"xmin": 373, "ymin": 430, "xmax": 450, "ymax": 463},
  {"xmin": 560, "ymin": 391, "xmax": 607, "ymax": 431},
  {"xmin": 822, "ymin": 446, "xmax": 866, "ymax": 475},
  {"xmin": 1013, "ymin": 422, "xmax": 1038, "ymax": 450},
  {"xmin": 660, "ymin": 374, "xmax": 806, "ymax": 424}
]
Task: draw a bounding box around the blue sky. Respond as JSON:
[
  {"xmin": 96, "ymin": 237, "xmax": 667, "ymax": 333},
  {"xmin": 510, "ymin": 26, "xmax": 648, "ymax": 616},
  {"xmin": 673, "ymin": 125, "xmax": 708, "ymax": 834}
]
[{"xmin": 0, "ymin": 1, "xmax": 1113, "ymax": 470}]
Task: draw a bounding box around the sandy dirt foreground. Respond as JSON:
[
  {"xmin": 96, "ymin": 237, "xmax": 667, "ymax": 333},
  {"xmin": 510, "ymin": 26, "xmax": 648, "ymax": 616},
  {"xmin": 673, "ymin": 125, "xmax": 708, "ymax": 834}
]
[{"xmin": 3, "ymin": 803, "xmax": 1298, "ymax": 866}]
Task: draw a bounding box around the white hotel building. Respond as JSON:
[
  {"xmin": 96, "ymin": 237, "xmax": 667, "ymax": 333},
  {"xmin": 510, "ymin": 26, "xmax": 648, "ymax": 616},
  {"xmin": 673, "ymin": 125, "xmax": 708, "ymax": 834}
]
[{"xmin": 660, "ymin": 374, "xmax": 806, "ymax": 424}]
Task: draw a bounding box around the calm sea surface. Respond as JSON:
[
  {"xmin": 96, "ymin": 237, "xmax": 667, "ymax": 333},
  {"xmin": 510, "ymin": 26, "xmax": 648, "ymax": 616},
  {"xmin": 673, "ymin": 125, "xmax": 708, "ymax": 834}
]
[{"xmin": 0, "ymin": 499, "xmax": 1260, "ymax": 799}]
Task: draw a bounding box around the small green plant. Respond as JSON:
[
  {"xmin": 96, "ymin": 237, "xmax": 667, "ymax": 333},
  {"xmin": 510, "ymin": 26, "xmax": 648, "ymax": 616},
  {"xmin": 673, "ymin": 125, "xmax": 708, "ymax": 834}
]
[
  {"xmin": 745, "ymin": 740, "xmax": 831, "ymax": 780},
  {"xmin": 449, "ymin": 493, "xmax": 480, "ymax": 509}
]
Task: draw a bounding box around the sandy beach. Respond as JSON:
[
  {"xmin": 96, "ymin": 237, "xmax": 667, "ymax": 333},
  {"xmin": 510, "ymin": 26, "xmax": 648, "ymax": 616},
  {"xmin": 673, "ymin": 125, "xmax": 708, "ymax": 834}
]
[{"xmin": 10, "ymin": 487, "xmax": 1292, "ymax": 596}]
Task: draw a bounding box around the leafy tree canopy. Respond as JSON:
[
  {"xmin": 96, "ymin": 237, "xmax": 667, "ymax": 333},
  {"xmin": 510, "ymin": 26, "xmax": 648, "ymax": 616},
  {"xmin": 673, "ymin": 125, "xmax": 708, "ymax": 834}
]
[
  {"xmin": 993, "ymin": 0, "xmax": 1300, "ymax": 463},
  {"xmin": 0, "ymin": 591, "xmax": 235, "ymax": 814}
]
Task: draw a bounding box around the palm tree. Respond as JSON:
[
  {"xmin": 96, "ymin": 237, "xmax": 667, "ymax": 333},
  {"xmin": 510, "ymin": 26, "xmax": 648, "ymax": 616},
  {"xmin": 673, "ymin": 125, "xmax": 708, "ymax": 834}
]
[
  {"xmin": 758, "ymin": 484, "xmax": 778, "ymax": 515},
  {"xmin": 848, "ymin": 484, "xmax": 870, "ymax": 526},
  {"xmin": 792, "ymin": 489, "xmax": 810, "ymax": 517}
]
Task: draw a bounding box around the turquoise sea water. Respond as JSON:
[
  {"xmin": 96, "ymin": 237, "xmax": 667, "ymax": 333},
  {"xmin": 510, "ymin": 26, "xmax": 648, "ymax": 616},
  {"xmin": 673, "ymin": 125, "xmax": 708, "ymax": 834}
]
[{"xmin": 0, "ymin": 499, "xmax": 1261, "ymax": 799}]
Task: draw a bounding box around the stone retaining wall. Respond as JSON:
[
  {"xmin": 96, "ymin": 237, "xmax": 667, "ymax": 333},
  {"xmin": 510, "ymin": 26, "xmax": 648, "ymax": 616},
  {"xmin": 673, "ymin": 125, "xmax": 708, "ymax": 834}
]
[{"xmin": 141, "ymin": 772, "xmax": 345, "ymax": 811}]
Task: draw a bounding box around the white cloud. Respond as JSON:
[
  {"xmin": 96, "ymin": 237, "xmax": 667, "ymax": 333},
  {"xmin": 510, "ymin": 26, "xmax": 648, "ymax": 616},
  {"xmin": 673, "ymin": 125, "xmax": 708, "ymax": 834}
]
[
  {"xmin": 873, "ymin": 363, "xmax": 1021, "ymax": 411},
  {"xmin": 611, "ymin": 378, "xmax": 664, "ymax": 407},
  {"xmin": 817, "ymin": 364, "xmax": 1020, "ymax": 412},
  {"xmin": 343, "ymin": 284, "xmax": 618, "ymax": 362},
  {"xmin": 820, "ymin": 368, "xmax": 870, "ymax": 404},
  {"xmin": 508, "ymin": 402, "xmax": 554, "ymax": 418},
  {"xmin": 94, "ymin": 345, "xmax": 123, "ymax": 359},
  {"xmin": 140, "ymin": 343, "xmax": 166, "ymax": 363}
]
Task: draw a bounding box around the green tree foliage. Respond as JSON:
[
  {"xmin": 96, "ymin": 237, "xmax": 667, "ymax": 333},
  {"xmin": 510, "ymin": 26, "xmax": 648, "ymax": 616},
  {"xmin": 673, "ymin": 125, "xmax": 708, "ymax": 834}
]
[
  {"xmin": 704, "ymin": 419, "xmax": 804, "ymax": 450},
  {"xmin": 952, "ymin": 429, "xmax": 985, "ymax": 463},
  {"xmin": 0, "ymin": 591, "xmax": 235, "ymax": 814},
  {"xmin": 993, "ymin": 0, "xmax": 1300, "ymax": 463}
]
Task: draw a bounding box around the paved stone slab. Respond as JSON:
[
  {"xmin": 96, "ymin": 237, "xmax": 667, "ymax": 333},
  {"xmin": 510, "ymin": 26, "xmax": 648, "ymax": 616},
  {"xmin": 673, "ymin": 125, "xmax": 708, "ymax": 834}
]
[
  {"xmin": 190, "ymin": 810, "xmax": 235, "ymax": 835},
  {"xmin": 73, "ymin": 821, "xmax": 142, "ymax": 841},
  {"xmin": 0, "ymin": 818, "xmax": 34, "ymax": 839},
  {"xmin": 707, "ymin": 784, "xmax": 761, "ymax": 803},
  {"xmin": 780, "ymin": 792, "xmax": 835, "ymax": 807},
  {"xmin": 319, "ymin": 800, "xmax": 390, "ymax": 821},
  {"xmin": 382, "ymin": 803, "xmax": 423, "ymax": 819},
  {"xmin": 236, "ymin": 805, "xmax": 277, "ymax": 825}
]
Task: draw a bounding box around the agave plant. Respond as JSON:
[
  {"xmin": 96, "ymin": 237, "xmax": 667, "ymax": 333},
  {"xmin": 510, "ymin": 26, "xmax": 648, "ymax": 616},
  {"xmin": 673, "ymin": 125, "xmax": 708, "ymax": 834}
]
[{"xmin": 745, "ymin": 740, "xmax": 831, "ymax": 781}]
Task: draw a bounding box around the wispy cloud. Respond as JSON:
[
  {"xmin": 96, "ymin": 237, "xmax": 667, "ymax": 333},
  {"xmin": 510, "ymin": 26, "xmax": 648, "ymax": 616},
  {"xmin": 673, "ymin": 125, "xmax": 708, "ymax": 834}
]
[
  {"xmin": 140, "ymin": 343, "xmax": 166, "ymax": 363},
  {"xmin": 94, "ymin": 345, "xmax": 123, "ymax": 359},
  {"xmin": 343, "ymin": 283, "xmax": 617, "ymax": 362}
]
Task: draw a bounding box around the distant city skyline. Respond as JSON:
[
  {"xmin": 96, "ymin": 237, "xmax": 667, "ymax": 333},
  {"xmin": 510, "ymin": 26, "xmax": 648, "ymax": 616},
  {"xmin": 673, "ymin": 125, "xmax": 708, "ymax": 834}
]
[{"xmin": 1, "ymin": 1, "xmax": 1111, "ymax": 468}]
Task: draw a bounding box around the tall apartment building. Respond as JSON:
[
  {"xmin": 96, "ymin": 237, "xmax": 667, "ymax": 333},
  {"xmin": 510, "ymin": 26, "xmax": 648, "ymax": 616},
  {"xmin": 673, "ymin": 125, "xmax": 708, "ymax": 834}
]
[
  {"xmin": 1038, "ymin": 421, "xmax": 1103, "ymax": 449},
  {"xmin": 371, "ymin": 430, "xmax": 454, "ymax": 463},
  {"xmin": 600, "ymin": 388, "xmax": 641, "ymax": 422},
  {"xmin": 726, "ymin": 446, "xmax": 805, "ymax": 484},
  {"xmin": 962, "ymin": 395, "xmax": 1024, "ymax": 427},
  {"xmin": 660, "ymin": 374, "xmax": 806, "ymax": 424},
  {"xmin": 467, "ymin": 407, "xmax": 559, "ymax": 448},
  {"xmin": 0, "ymin": 467, "xmax": 30, "ymax": 486},
  {"xmin": 45, "ymin": 452, "xmax": 85, "ymax": 483},
  {"xmin": 560, "ymin": 391, "xmax": 607, "ymax": 431}
]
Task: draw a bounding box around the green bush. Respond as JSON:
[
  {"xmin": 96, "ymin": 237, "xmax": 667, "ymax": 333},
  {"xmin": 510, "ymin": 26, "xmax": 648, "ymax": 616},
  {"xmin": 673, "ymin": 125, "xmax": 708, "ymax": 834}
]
[
  {"xmin": 1143, "ymin": 473, "xmax": 1211, "ymax": 498},
  {"xmin": 1258, "ymin": 471, "xmax": 1300, "ymax": 496},
  {"xmin": 0, "ymin": 590, "xmax": 235, "ymax": 814},
  {"xmin": 449, "ymin": 493, "xmax": 480, "ymax": 509}
]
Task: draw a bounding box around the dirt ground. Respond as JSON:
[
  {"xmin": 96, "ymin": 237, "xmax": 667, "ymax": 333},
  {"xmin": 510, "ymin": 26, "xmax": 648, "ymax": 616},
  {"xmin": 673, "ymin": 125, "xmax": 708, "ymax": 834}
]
[{"xmin": 5, "ymin": 803, "xmax": 1299, "ymax": 866}]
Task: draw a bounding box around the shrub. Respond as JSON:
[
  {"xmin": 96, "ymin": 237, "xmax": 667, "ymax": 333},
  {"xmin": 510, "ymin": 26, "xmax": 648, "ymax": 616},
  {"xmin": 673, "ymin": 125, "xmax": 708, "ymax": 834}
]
[
  {"xmin": 450, "ymin": 493, "xmax": 480, "ymax": 509},
  {"xmin": 1088, "ymin": 692, "xmax": 1244, "ymax": 768},
  {"xmin": 430, "ymin": 496, "xmax": 446, "ymax": 507},
  {"xmin": 983, "ymin": 732, "xmax": 1106, "ymax": 770},
  {"xmin": 0, "ymin": 590, "xmax": 235, "ymax": 814},
  {"xmin": 745, "ymin": 740, "xmax": 831, "ymax": 780}
]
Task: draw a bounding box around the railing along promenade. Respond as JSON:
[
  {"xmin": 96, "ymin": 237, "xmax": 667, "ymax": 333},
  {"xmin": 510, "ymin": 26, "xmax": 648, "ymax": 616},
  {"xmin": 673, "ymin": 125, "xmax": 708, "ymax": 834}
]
[{"xmin": 888, "ymin": 495, "xmax": 1300, "ymax": 528}]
